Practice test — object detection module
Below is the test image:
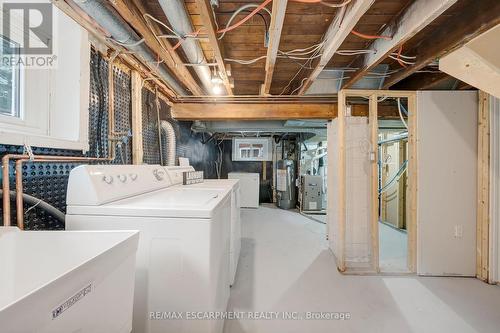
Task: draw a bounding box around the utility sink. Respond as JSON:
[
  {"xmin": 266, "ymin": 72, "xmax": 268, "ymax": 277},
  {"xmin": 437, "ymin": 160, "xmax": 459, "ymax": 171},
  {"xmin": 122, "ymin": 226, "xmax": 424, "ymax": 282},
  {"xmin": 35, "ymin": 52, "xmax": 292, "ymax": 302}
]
[{"xmin": 0, "ymin": 227, "xmax": 139, "ymax": 333}]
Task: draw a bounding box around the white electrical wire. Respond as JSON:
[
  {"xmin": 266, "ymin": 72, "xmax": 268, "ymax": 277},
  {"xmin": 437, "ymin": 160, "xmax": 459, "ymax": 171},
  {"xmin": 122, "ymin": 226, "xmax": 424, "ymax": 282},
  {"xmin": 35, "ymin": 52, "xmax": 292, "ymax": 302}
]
[
  {"xmin": 390, "ymin": 52, "xmax": 416, "ymax": 60},
  {"xmin": 388, "ymin": 55, "xmax": 415, "ymax": 65},
  {"xmin": 225, "ymin": 55, "xmax": 267, "ymax": 64},
  {"xmin": 320, "ymin": 0, "xmax": 352, "ymax": 8},
  {"xmin": 397, "ymin": 98, "xmax": 408, "ymax": 129},
  {"xmin": 108, "ymin": 38, "xmax": 145, "ymax": 47},
  {"xmin": 218, "ymin": 4, "xmax": 272, "ymax": 40},
  {"xmin": 143, "ymin": 13, "xmax": 182, "ymax": 39}
]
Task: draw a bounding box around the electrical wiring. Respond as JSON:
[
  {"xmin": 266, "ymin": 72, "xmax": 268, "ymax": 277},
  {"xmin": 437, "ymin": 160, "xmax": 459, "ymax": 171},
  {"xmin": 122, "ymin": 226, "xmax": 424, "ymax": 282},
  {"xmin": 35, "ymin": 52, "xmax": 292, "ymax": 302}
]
[
  {"xmin": 143, "ymin": 13, "xmax": 182, "ymax": 39},
  {"xmin": 225, "ymin": 55, "xmax": 268, "ymax": 65},
  {"xmin": 109, "ymin": 38, "xmax": 145, "ymax": 47},
  {"xmin": 336, "ymin": 49, "xmax": 376, "ymax": 56},
  {"xmin": 397, "ymin": 98, "xmax": 408, "ymax": 129},
  {"xmin": 216, "ymin": 9, "xmax": 270, "ymax": 34},
  {"xmin": 217, "ymin": 0, "xmax": 272, "ymax": 35},
  {"xmin": 388, "ymin": 55, "xmax": 415, "ymax": 65},
  {"xmin": 351, "ymin": 29, "xmax": 392, "ymax": 40},
  {"xmin": 280, "ymin": 42, "xmax": 323, "ymax": 95},
  {"xmin": 319, "ymin": 0, "xmax": 352, "ymax": 8},
  {"xmin": 390, "ymin": 52, "xmax": 416, "ymax": 60}
]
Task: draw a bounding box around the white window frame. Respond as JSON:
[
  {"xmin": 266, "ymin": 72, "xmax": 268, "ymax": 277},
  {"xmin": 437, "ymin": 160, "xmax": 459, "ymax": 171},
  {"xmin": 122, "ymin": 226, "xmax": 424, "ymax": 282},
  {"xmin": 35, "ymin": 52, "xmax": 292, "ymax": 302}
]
[{"xmin": 0, "ymin": 5, "xmax": 90, "ymax": 151}]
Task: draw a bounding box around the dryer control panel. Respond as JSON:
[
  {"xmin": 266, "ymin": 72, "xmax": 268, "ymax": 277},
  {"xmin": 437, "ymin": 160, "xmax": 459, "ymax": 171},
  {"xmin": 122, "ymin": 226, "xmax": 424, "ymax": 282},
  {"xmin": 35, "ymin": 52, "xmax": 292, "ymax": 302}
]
[
  {"xmin": 67, "ymin": 165, "xmax": 173, "ymax": 206},
  {"xmin": 163, "ymin": 166, "xmax": 195, "ymax": 185}
]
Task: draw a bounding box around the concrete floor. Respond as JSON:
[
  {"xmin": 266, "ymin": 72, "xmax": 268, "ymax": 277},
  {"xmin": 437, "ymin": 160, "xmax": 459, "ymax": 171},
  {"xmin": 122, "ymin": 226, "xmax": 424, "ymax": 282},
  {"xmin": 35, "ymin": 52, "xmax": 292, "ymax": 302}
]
[
  {"xmin": 379, "ymin": 222, "xmax": 408, "ymax": 272},
  {"xmin": 224, "ymin": 205, "xmax": 500, "ymax": 333}
]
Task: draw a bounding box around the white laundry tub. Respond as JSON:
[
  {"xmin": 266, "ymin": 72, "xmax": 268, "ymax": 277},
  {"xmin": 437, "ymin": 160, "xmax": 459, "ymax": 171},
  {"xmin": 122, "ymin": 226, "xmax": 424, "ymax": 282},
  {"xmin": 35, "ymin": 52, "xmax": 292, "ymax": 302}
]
[{"xmin": 0, "ymin": 227, "xmax": 139, "ymax": 333}]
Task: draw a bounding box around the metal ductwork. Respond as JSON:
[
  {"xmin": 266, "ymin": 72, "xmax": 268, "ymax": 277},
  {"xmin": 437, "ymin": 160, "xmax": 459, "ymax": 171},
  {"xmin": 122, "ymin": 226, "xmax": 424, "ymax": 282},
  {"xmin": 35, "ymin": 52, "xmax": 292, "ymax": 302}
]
[
  {"xmin": 160, "ymin": 120, "xmax": 177, "ymax": 166},
  {"xmin": 157, "ymin": 0, "xmax": 214, "ymax": 95},
  {"xmin": 73, "ymin": 0, "xmax": 188, "ymax": 96}
]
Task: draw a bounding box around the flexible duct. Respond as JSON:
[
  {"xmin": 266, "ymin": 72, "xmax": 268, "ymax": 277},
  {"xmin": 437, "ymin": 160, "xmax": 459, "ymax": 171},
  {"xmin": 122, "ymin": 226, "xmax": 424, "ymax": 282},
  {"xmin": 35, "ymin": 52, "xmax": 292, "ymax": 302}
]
[
  {"xmin": 73, "ymin": 0, "xmax": 188, "ymax": 96},
  {"xmin": 157, "ymin": 0, "xmax": 214, "ymax": 94},
  {"xmin": 0, "ymin": 190, "xmax": 65, "ymax": 224},
  {"xmin": 160, "ymin": 120, "xmax": 176, "ymax": 166}
]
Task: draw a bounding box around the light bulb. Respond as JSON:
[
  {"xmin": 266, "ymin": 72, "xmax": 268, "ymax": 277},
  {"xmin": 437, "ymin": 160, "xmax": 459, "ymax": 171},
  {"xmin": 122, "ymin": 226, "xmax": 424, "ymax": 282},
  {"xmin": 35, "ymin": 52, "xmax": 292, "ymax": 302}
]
[{"xmin": 212, "ymin": 85, "xmax": 222, "ymax": 94}]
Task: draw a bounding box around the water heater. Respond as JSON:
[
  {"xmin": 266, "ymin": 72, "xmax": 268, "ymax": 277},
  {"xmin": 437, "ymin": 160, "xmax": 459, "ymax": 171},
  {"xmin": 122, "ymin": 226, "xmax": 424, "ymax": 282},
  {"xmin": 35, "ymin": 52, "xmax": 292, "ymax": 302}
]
[{"xmin": 276, "ymin": 159, "xmax": 296, "ymax": 209}]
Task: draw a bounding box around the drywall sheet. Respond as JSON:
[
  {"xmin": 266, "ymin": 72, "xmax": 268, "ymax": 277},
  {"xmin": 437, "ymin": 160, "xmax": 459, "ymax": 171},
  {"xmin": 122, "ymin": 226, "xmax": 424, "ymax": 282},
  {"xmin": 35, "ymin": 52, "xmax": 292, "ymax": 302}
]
[{"xmin": 417, "ymin": 91, "xmax": 477, "ymax": 276}]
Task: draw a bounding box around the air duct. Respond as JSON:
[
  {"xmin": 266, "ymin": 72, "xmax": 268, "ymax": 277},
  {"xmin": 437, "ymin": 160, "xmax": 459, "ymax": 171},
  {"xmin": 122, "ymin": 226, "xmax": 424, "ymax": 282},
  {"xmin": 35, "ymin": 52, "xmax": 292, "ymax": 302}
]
[
  {"xmin": 160, "ymin": 121, "xmax": 177, "ymax": 166},
  {"xmin": 73, "ymin": 0, "xmax": 188, "ymax": 96},
  {"xmin": 157, "ymin": 0, "xmax": 215, "ymax": 94}
]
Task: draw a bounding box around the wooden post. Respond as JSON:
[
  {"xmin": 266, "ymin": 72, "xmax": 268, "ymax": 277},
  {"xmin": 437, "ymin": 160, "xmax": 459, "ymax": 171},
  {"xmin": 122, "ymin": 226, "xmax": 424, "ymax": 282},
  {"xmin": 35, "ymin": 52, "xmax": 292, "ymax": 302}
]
[
  {"xmin": 338, "ymin": 90, "xmax": 346, "ymax": 272},
  {"xmin": 407, "ymin": 93, "xmax": 418, "ymax": 273},
  {"xmin": 477, "ymin": 90, "xmax": 490, "ymax": 281},
  {"xmin": 131, "ymin": 71, "xmax": 143, "ymax": 165},
  {"xmin": 369, "ymin": 94, "xmax": 380, "ymax": 272}
]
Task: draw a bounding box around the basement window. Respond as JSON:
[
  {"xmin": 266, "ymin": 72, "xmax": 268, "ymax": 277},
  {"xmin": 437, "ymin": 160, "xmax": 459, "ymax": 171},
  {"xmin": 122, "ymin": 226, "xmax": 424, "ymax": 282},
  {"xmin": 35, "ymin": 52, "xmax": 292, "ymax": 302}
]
[
  {"xmin": 0, "ymin": 36, "xmax": 21, "ymax": 118},
  {"xmin": 0, "ymin": 7, "xmax": 90, "ymax": 151}
]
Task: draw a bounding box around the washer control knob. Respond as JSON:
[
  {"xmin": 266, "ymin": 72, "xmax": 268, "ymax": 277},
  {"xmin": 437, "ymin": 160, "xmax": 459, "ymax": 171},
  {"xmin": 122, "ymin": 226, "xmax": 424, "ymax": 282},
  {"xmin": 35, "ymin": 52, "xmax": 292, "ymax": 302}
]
[
  {"xmin": 102, "ymin": 175, "xmax": 113, "ymax": 184},
  {"xmin": 117, "ymin": 174, "xmax": 127, "ymax": 183},
  {"xmin": 129, "ymin": 173, "xmax": 138, "ymax": 181},
  {"xmin": 153, "ymin": 169, "xmax": 165, "ymax": 181}
]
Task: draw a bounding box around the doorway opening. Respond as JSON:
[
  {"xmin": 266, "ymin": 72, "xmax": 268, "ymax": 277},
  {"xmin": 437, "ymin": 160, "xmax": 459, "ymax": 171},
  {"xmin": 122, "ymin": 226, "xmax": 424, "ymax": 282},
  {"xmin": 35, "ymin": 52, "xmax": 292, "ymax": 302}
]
[{"xmin": 378, "ymin": 98, "xmax": 409, "ymax": 272}]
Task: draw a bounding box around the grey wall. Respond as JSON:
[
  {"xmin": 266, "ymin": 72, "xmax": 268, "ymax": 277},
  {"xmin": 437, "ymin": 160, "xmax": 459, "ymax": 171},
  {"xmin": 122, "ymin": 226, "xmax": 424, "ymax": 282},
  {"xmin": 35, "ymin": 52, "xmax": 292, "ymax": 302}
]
[{"xmin": 417, "ymin": 91, "xmax": 477, "ymax": 276}]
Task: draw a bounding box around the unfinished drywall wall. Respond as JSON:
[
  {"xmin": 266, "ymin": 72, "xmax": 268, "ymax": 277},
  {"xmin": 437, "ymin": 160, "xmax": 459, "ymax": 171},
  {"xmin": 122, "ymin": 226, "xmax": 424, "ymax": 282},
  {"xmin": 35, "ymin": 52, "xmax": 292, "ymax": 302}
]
[
  {"xmin": 417, "ymin": 91, "xmax": 477, "ymax": 276},
  {"xmin": 327, "ymin": 116, "xmax": 372, "ymax": 270}
]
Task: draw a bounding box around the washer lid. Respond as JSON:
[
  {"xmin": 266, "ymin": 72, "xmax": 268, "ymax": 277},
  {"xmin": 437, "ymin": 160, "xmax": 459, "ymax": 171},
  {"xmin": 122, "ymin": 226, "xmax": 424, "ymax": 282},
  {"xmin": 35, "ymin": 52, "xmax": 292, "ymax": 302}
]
[{"xmin": 67, "ymin": 187, "xmax": 229, "ymax": 218}]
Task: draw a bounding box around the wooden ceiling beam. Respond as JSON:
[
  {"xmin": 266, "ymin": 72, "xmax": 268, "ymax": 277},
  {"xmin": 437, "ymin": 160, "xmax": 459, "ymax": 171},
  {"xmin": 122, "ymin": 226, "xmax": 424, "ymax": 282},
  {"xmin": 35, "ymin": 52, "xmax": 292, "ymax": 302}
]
[
  {"xmin": 194, "ymin": 0, "xmax": 233, "ymax": 95},
  {"xmin": 342, "ymin": 0, "xmax": 458, "ymax": 89},
  {"xmin": 382, "ymin": 0, "xmax": 500, "ymax": 89},
  {"xmin": 262, "ymin": 0, "xmax": 288, "ymax": 95},
  {"xmin": 107, "ymin": 0, "xmax": 204, "ymax": 95},
  {"xmin": 171, "ymin": 103, "xmax": 399, "ymax": 120},
  {"xmin": 297, "ymin": 0, "xmax": 375, "ymax": 95},
  {"xmin": 53, "ymin": 0, "xmax": 177, "ymax": 100}
]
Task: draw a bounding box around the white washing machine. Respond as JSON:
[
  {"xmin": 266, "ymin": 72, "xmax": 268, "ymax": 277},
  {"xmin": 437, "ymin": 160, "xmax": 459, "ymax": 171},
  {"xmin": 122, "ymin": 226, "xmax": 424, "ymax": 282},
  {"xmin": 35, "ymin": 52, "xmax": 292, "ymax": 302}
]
[
  {"xmin": 164, "ymin": 166, "xmax": 241, "ymax": 286},
  {"xmin": 65, "ymin": 165, "xmax": 231, "ymax": 333},
  {"xmin": 228, "ymin": 172, "xmax": 259, "ymax": 208}
]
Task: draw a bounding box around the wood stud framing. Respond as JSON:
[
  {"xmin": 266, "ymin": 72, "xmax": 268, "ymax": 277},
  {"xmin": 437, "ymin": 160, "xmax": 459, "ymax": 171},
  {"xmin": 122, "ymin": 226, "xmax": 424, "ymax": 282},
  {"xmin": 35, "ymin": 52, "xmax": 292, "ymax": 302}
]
[
  {"xmin": 131, "ymin": 71, "xmax": 144, "ymax": 164},
  {"xmin": 335, "ymin": 89, "xmax": 417, "ymax": 274},
  {"xmin": 477, "ymin": 91, "xmax": 490, "ymax": 282}
]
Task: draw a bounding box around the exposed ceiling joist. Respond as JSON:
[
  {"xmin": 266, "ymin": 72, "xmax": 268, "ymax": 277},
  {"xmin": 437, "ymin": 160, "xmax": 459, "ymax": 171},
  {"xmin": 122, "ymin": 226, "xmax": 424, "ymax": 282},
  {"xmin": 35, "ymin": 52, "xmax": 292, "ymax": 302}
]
[
  {"xmin": 297, "ymin": 0, "xmax": 375, "ymax": 95},
  {"xmin": 342, "ymin": 0, "xmax": 458, "ymax": 89},
  {"xmin": 383, "ymin": 0, "xmax": 500, "ymax": 89},
  {"xmin": 262, "ymin": 0, "xmax": 288, "ymax": 95},
  {"xmin": 194, "ymin": 0, "xmax": 234, "ymax": 95},
  {"xmin": 109, "ymin": 0, "xmax": 204, "ymax": 95}
]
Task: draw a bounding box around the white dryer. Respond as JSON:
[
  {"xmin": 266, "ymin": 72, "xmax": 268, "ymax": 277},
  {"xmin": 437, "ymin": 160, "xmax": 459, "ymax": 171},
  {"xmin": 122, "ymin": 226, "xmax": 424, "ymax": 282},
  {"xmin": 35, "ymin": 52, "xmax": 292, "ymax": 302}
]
[
  {"xmin": 65, "ymin": 165, "xmax": 231, "ymax": 333},
  {"xmin": 164, "ymin": 166, "xmax": 241, "ymax": 286}
]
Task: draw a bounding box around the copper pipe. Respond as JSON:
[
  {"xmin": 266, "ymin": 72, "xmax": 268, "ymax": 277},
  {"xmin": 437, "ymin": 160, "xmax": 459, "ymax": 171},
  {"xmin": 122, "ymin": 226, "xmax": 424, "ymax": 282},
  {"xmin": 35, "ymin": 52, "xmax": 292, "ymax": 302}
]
[
  {"xmin": 14, "ymin": 156, "xmax": 114, "ymax": 230},
  {"xmin": 3, "ymin": 154, "xmax": 113, "ymax": 227},
  {"xmin": 15, "ymin": 160, "xmax": 24, "ymax": 230},
  {"xmin": 3, "ymin": 55, "xmax": 123, "ymax": 228}
]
